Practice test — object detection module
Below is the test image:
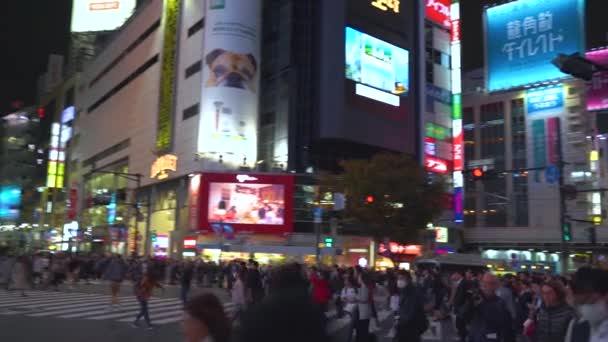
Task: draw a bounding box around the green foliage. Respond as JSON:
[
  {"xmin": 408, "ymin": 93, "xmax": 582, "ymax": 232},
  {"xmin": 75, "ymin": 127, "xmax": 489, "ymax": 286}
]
[
  {"xmin": 156, "ymin": 0, "xmax": 180, "ymax": 151},
  {"xmin": 320, "ymin": 153, "xmax": 446, "ymax": 243}
]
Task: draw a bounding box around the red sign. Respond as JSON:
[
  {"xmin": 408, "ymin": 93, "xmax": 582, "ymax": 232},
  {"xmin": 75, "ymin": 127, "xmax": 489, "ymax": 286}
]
[
  {"xmin": 451, "ymin": 19, "xmax": 460, "ymax": 43},
  {"xmin": 379, "ymin": 243, "xmax": 422, "ymax": 256},
  {"xmin": 67, "ymin": 187, "xmax": 78, "ymax": 220},
  {"xmin": 586, "ymin": 49, "xmax": 608, "ymax": 111},
  {"xmin": 425, "ymin": 0, "xmax": 451, "ymax": 28},
  {"xmin": 198, "ymin": 173, "xmax": 295, "ymax": 235},
  {"xmin": 452, "ymin": 128, "xmax": 463, "ymax": 171},
  {"xmin": 89, "ymin": 1, "xmax": 120, "ymax": 11},
  {"xmin": 183, "ymin": 238, "xmax": 196, "ymax": 248},
  {"xmin": 425, "ymin": 156, "xmax": 449, "ymax": 174}
]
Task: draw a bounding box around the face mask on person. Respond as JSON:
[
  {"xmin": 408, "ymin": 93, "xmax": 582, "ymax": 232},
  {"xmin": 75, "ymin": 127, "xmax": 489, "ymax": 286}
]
[
  {"xmin": 397, "ymin": 279, "xmax": 407, "ymax": 289},
  {"xmin": 579, "ymin": 301, "xmax": 608, "ymax": 325}
]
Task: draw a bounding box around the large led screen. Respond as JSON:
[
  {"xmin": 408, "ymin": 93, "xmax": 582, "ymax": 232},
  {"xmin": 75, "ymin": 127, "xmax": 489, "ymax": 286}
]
[
  {"xmin": 0, "ymin": 186, "xmax": 21, "ymax": 221},
  {"xmin": 208, "ymin": 183, "xmax": 285, "ymax": 225},
  {"xmin": 345, "ymin": 27, "xmax": 410, "ymax": 98},
  {"xmin": 71, "ymin": 0, "xmax": 136, "ymax": 33},
  {"xmin": 484, "ymin": 0, "xmax": 585, "ymax": 92},
  {"xmin": 199, "ymin": 173, "xmax": 294, "ymax": 235}
]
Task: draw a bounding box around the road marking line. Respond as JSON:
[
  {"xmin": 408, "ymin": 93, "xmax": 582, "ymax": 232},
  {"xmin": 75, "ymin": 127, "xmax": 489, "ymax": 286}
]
[
  {"xmin": 80, "ymin": 298, "xmax": 181, "ymax": 320},
  {"xmin": 0, "ymin": 293, "xmax": 98, "ymax": 307},
  {"xmin": 28, "ymin": 298, "xmax": 138, "ymax": 317}
]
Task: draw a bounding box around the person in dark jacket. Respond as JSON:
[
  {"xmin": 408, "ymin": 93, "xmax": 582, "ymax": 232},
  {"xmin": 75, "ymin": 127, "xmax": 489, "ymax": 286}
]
[
  {"xmin": 237, "ymin": 263, "xmax": 330, "ymax": 342},
  {"xmin": 532, "ymin": 279, "xmax": 576, "ymax": 342},
  {"xmin": 451, "ymin": 271, "xmax": 470, "ymax": 342},
  {"xmin": 245, "ymin": 261, "xmax": 263, "ymax": 305},
  {"xmin": 565, "ymin": 267, "xmax": 608, "ymax": 342},
  {"xmin": 465, "ymin": 273, "xmax": 516, "ymax": 342},
  {"xmin": 395, "ymin": 270, "xmax": 428, "ymax": 342},
  {"xmin": 180, "ymin": 261, "xmax": 194, "ymax": 304}
]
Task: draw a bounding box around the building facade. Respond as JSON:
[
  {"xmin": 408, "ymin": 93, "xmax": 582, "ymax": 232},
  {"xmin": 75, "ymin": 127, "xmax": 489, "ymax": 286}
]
[
  {"xmin": 21, "ymin": 0, "xmax": 463, "ymax": 265},
  {"xmin": 461, "ymin": 68, "xmax": 606, "ymax": 273}
]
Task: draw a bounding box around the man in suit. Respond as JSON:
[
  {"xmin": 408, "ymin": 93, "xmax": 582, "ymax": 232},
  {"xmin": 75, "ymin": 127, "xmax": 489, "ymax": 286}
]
[{"xmin": 450, "ymin": 271, "xmax": 469, "ymax": 342}]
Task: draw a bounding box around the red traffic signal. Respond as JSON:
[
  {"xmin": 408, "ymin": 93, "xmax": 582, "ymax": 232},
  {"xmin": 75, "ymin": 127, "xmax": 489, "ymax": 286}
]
[
  {"xmin": 472, "ymin": 168, "xmax": 484, "ymax": 179},
  {"xmin": 366, "ymin": 196, "xmax": 375, "ymax": 203}
]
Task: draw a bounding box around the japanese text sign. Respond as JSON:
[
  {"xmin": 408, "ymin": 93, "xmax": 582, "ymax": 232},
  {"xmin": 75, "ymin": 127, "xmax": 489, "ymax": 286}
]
[{"xmin": 485, "ymin": 0, "xmax": 585, "ymax": 92}]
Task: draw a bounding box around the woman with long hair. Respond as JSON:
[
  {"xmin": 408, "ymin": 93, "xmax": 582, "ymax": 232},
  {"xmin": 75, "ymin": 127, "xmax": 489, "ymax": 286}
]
[{"xmin": 182, "ymin": 293, "xmax": 232, "ymax": 342}]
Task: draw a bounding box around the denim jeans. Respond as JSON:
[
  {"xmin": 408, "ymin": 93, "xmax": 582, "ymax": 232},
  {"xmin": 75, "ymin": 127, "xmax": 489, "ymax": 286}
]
[
  {"xmin": 135, "ymin": 298, "xmax": 151, "ymax": 326},
  {"xmin": 180, "ymin": 284, "xmax": 190, "ymax": 304}
]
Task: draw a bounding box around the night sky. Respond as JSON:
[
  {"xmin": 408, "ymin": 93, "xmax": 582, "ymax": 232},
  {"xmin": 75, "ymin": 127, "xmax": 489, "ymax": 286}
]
[{"xmin": 0, "ymin": 0, "xmax": 605, "ymax": 115}]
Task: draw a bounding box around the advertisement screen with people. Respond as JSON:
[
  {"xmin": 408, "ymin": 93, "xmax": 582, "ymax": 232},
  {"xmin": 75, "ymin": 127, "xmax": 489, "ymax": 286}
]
[
  {"xmin": 208, "ymin": 182, "xmax": 285, "ymax": 225},
  {"xmin": 198, "ymin": 173, "xmax": 294, "ymax": 235}
]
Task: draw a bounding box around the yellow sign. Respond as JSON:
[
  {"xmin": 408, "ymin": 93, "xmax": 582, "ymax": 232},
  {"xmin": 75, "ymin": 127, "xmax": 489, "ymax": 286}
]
[
  {"xmin": 151, "ymin": 154, "xmax": 178, "ymax": 179},
  {"xmin": 371, "ymin": 0, "xmax": 400, "ymax": 13}
]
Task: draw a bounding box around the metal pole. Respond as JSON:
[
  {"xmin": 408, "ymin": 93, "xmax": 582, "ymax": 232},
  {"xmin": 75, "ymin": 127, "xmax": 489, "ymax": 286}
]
[
  {"xmin": 558, "ymin": 119, "xmax": 569, "ymax": 274},
  {"xmin": 315, "ymin": 221, "xmax": 321, "ymax": 265},
  {"xmin": 132, "ymin": 174, "xmax": 141, "ymax": 256}
]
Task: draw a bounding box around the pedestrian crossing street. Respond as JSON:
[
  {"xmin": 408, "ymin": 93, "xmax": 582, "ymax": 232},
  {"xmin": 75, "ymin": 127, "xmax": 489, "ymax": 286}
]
[{"xmin": 0, "ymin": 290, "xmax": 235, "ymax": 326}]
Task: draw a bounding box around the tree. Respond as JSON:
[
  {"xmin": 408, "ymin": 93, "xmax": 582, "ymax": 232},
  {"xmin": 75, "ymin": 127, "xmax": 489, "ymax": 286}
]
[{"xmin": 320, "ymin": 153, "xmax": 446, "ymax": 243}]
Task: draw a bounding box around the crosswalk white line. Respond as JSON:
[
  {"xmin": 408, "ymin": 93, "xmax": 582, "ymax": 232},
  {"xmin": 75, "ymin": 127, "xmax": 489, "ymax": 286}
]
[
  {"xmin": 15, "ymin": 294, "xmax": 106, "ymax": 309},
  {"xmin": 131, "ymin": 303, "xmax": 235, "ymax": 325},
  {"xmin": 59, "ymin": 299, "xmax": 177, "ymax": 319},
  {"xmin": 0, "ymin": 293, "xmax": 97, "ymax": 307},
  {"xmin": 118, "ymin": 308, "xmax": 184, "ymax": 322},
  {"xmin": 28, "ymin": 298, "xmax": 137, "ymax": 317},
  {"xmin": 86, "ymin": 299, "xmax": 183, "ymax": 320}
]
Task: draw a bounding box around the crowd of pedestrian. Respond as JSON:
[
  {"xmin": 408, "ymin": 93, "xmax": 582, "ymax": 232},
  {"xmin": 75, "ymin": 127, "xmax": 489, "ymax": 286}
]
[{"xmin": 3, "ymin": 249, "xmax": 608, "ymax": 342}]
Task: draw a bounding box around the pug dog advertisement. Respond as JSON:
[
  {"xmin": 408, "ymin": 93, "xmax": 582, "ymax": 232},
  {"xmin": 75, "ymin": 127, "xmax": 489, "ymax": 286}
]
[{"xmin": 197, "ymin": 0, "xmax": 261, "ymax": 166}]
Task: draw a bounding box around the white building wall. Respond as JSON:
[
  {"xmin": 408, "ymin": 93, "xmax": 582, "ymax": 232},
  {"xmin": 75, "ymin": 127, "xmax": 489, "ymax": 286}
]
[
  {"xmin": 173, "ymin": 0, "xmax": 205, "ymax": 178},
  {"xmin": 461, "ymin": 72, "xmax": 594, "ymax": 244}
]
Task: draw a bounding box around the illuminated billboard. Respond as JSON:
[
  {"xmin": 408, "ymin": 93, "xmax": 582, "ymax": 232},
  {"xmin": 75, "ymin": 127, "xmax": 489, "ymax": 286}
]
[
  {"xmin": 71, "ymin": 0, "xmax": 136, "ymax": 32},
  {"xmin": 345, "ymin": 27, "xmax": 409, "ymax": 105},
  {"xmin": 586, "ymin": 49, "xmax": 608, "ymax": 111},
  {"xmin": 0, "ymin": 186, "xmax": 21, "ymax": 221},
  {"xmin": 199, "ymin": 173, "xmax": 294, "ymax": 235},
  {"xmin": 197, "ymin": 0, "xmax": 261, "ymax": 167},
  {"xmin": 526, "ymin": 85, "xmax": 564, "ymax": 115},
  {"xmin": 484, "ymin": 0, "xmax": 585, "ymax": 92},
  {"xmin": 426, "ymin": 0, "xmax": 451, "ymax": 28},
  {"xmin": 208, "ymin": 183, "xmax": 285, "ymax": 225}
]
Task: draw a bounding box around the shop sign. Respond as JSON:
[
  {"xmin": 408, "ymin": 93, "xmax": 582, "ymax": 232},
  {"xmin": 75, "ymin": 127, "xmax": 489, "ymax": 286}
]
[
  {"xmin": 425, "ymin": 156, "xmax": 449, "ymax": 174},
  {"xmin": 379, "ymin": 243, "xmax": 422, "ymax": 255},
  {"xmin": 434, "ymin": 226, "xmax": 448, "ymax": 243},
  {"xmin": 150, "ymin": 154, "xmax": 177, "ymax": 180},
  {"xmin": 184, "ymin": 238, "xmax": 196, "ymax": 248},
  {"xmin": 426, "ymin": 0, "xmax": 450, "ymax": 27},
  {"xmin": 371, "ymin": 0, "xmax": 400, "ymax": 14}
]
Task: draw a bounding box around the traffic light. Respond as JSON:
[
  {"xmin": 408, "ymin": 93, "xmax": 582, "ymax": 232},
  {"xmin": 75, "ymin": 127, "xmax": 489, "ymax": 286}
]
[
  {"xmin": 592, "ymin": 215, "xmax": 602, "ymax": 226},
  {"xmin": 151, "ymin": 232, "xmax": 157, "ymax": 242},
  {"xmin": 562, "ymin": 222, "xmax": 572, "ymax": 242},
  {"xmin": 324, "ymin": 237, "xmax": 333, "ymax": 248},
  {"xmin": 472, "ymin": 168, "xmax": 484, "ymax": 180},
  {"xmin": 365, "ymin": 196, "xmax": 375, "ymax": 203}
]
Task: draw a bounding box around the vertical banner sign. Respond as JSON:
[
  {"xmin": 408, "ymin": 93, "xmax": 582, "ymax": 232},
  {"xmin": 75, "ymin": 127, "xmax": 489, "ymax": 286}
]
[
  {"xmin": 546, "ymin": 117, "xmax": 559, "ymax": 166},
  {"xmin": 451, "ymin": 2, "xmax": 463, "ymax": 223},
  {"xmin": 532, "ymin": 119, "xmax": 546, "ymax": 183},
  {"xmin": 188, "ymin": 174, "xmax": 202, "ymax": 231},
  {"xmin": 484, "ymin": 0, "xmax": 585, "ymax": 91},
  {"xmin": 198, "ymin": 0, "xmax": 261, "ymax": 167},
  {"xmin": 586, "ymin": 48, "xmax": 608, "ymax": 111},
  {"xmin": 156, "ymin": 0, "xmax": 180, "ymax": 151}
]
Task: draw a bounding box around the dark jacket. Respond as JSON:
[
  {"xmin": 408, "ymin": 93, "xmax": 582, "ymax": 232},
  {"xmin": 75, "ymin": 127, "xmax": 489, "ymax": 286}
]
[
  {"xmin": 397, "ymin": 283, "xmax": 428, "ymax": 341},
  {"xmin": 533, "ymin": 303, "xmax": 576, "ymax": 342},
  {"xmin": 237, "ymin": 288, "xmax": 330, "ymax": 342},
  {"xmin": 467, "ymin": 295, "xmax": 516, "ymax": 342}
]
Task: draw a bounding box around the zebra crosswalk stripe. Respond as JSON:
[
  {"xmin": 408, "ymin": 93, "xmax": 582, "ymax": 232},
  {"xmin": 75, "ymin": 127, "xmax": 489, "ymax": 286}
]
[
  {"xmin": 0, "ymin": 293, "xmax": 98, "ymax": 307},
  {"xmin": 28, "ymin": 297, "xmax": 136, "ymax": 317}
]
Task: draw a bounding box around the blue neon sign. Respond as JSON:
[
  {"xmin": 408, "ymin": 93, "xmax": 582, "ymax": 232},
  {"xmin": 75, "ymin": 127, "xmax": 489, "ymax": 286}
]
[
  {"xmin": 526, "ymin": 85, "xmax": 564, "ymax": 115},
  {"xmin": 485, "ymin": 0, "xmax": 585, "ymax": 92}
]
